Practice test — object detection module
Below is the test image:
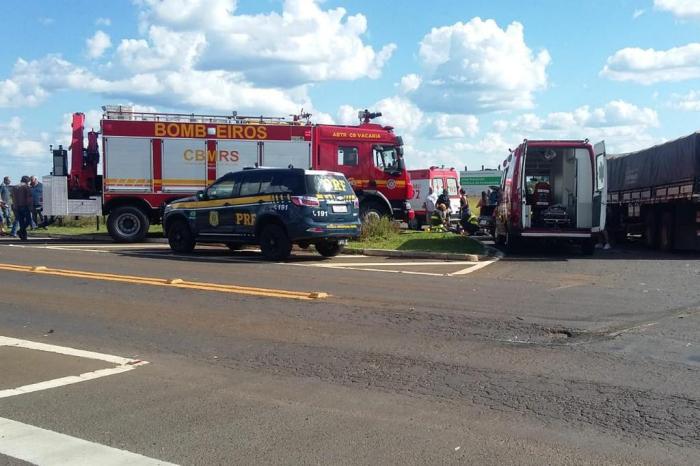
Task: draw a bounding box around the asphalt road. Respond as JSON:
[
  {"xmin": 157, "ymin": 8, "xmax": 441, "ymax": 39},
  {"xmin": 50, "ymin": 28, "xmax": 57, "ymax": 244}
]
[{"xmin": 0, "ymin": 238, "xmax": 699, "ymax": 465}]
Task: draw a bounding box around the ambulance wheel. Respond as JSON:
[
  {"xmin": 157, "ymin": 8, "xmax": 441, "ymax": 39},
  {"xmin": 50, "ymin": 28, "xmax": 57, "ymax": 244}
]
[
  {"xmin": 504, "ymin": 231, "xmax": 520, "ymax": 253},
  {"xmin": 167, "ymin": 219, "xmax": 195, "ymax": 253},
  {"xmin": 316, "ymin": 239, "xmax": 343, "ymax": 257},
  {"xmin": 259, "ymin": 224, "xmax": 292, "ymax": 261},
  {"xmin": 225, "ymin": 242, "xmax": 243, "ymax": 251},
  {"xmin": 108, "ymin": 206, "xmax": 149, "ymax": 243}
]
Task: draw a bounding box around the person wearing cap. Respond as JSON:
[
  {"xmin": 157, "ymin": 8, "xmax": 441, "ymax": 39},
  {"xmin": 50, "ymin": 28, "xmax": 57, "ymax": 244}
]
[{"xmin": 11, "ymin": 176, "xmax": 33, "ymax": 241}]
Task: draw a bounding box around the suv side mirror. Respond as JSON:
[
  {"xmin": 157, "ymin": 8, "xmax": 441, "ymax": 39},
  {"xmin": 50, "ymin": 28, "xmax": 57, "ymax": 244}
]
[{"xmin": 196, "ymin": 190, "xmax": 206, "ymax": 201}]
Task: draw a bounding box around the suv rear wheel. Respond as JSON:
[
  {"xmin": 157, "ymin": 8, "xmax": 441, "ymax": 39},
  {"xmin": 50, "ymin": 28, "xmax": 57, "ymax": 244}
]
[
  {"xmin": 259, "ymin": 224, "xmax": 292, "ymax": 261},
  {"xmin": 108, "ymin": 206, "xmax": 150, "ymax": 243},
  {"xmin": 316, "ymin": 239, "xmax": 343, "ymax": 257},
  {"xmin": 167, "ymin": 219, "xmax": 195, "ymax": 253}
]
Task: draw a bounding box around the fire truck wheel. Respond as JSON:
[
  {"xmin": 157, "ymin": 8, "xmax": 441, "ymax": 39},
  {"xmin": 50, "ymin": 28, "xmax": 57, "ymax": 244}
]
[
  {"xmin": 360, "ymin": 202, "xmax": 388, "ymax": 223},
  {"xmin": 108, "ymin": 206, "xmax": 150, "ymax": 243},
  {"xmin": 504, "ymin": 230, "xmax": 520, "ymax": 253},
  {"xmin": 315, "ymin": 239, "xmax": 343, "ymax": 257},
  {"xmin": 167, "ymin": 219, "xmax": 195, "ymax": 253},
  {"xmin": 259, "ymin": 224, "xmax": 292, "ymax": 261}
]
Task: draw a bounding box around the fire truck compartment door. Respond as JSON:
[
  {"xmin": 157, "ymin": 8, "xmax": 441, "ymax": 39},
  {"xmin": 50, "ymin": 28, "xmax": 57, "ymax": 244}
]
[
  {"xmin": 216, "ymin": 140, "xmax": 259, "ymax": 178},
  {"xmin": 262, "ymin": 141, "xmax": 311, "ymax": 170},
  {"xmin": 162, "ymin": 138, "xmax": 207, "ymax": 193},
  {"xmin": 592, "ymin": 141, "xmax": 607, "ymax": 232},
  {"xmin": 104, "ymin": 137, "xmax": 152, "ymax": 191}
]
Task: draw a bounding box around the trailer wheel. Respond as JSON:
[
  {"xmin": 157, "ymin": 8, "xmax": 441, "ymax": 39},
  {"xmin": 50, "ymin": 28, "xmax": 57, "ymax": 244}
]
[
  {"xmin": 644, "ymin": 211, "xmax": 657, "ymax": 249},
  {"xmin": 581, "ymin": 239, "xmax": 595, "ymax": 256},
  {"xmin": 108, "ymin": 206, "xmax": 149, "ymax": 243},
  {"xmin": 315, "ymin": 239, "xmax": 343, "ymax": 257},
  {"xmin": 659, "ymin": 212, "xmax": 674, "ymax": 252},
  {"xmin": 259, "ymin": 224, "xmax": 292, "ymax": 261},
  {"xmin": 167, "ymin": 219, "xmax": 196, "ymax": 253}
]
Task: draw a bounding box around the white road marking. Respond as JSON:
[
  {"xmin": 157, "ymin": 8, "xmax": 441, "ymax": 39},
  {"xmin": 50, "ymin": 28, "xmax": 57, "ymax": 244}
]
[
  {"xmin": 0, "ymin": 417, "xmax": 177, "ymax": 466},
  {"xmin": 448, "ymin": 259, "xmax": 498, "ymax": 276},
  {"xmin": 0, "ymin": 336, "xmax": 148, "ymax": 399},
  {"xmin": 311, "ymin": 260, "xmax": 478, "ymax": 267}
]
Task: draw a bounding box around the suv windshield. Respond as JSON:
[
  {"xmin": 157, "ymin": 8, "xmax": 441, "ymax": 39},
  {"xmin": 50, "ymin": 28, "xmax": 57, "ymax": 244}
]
[
  {"xmin": 307, "ymin": 174, "xmax": 353, "ymax": 195},
  {"xmin": 373, "ymin": 146, "xmax": 403, "ymax": 173}
]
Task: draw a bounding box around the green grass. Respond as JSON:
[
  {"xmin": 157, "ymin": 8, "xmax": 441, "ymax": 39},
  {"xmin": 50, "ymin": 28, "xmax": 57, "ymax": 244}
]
[
  {"xmin": 350, "ymin": 229, "xmax": 485, "ymax": 255},
  {"xmin": 26, "ymin": 218, "xmax": 163, "ymax": 237}
]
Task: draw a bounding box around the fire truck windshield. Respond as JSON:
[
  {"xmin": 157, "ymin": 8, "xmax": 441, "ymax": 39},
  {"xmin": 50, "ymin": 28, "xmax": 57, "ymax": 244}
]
[{"xmin": 373, "ymin": 146, "xmax": 404, "ymax": 174}]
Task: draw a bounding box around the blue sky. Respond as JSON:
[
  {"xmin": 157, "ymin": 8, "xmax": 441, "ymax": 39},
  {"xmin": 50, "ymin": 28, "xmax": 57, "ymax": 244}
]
[{"xmin": 1, "ymin": 0, "xmax": 699, "ymax": 181}]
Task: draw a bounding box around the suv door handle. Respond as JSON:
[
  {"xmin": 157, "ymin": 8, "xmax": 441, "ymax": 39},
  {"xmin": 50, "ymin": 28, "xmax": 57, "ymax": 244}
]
[{"xmin": 224, "ymin": 202, "xmax": 231, "ymax": 206}]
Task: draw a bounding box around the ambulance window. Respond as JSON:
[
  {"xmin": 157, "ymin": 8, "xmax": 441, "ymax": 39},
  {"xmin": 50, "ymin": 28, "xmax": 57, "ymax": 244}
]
[
  {"xmin": 337, "ymin": 146, "xmax": 358, "ymax": 166},
  {"xmin": 207, "ymin": 176, "xmax": 237, "ymax": 200},
  {"xmin": 446, "ymin": 178, "xmax": 458, "ymax": 195},
  {"xmin": 432, "ymin": 178, "xmax": 444, "ymax": 193}
]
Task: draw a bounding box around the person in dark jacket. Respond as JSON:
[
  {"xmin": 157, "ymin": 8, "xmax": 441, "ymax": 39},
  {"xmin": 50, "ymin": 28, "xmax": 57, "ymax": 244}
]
[{"xmin": 11, "ymin": 176, "xmax": 33, "ymax": 241}]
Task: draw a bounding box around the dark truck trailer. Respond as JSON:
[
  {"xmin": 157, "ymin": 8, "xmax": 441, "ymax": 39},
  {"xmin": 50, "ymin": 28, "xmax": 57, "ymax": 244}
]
[{"xmin": 607, "ymin": 132, "xmax": 700, "ymax": 251}]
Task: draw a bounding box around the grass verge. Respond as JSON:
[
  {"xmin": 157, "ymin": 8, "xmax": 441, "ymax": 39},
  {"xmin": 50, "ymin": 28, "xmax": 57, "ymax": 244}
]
[{"xmin": 349, "ymin": 218, "xmax": 484, "ymax": 255}]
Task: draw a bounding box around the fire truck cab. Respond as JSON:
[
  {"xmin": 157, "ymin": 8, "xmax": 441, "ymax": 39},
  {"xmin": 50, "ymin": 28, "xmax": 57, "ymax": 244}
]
[{"xmin": 44, "ymin": 107, "xmax": 414, "ymax": 242}]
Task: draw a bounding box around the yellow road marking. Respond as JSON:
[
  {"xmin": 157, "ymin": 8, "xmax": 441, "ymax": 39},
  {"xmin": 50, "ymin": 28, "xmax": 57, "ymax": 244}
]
[{"xmin": 0, "ymin": 263, "xmax": 328, "ymax": 301}]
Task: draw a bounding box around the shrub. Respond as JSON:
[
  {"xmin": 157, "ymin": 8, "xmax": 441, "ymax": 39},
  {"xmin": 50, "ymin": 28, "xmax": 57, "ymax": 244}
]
[{"xmin": 359, "ymin": 217, "xmax": 400, "ymax": 241}]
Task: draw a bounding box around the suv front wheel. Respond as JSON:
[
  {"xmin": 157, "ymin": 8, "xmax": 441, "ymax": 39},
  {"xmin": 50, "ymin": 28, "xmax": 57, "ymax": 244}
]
[
  {"xmin": 167, "ymin": 219, "xmax": 196, "ymax": 253},
  {"xmin": 316, "ymin": 239, "xmax": 343, "ymax": 257},
  {"xmin": 259, "ymin": 224, "xmax": 292, "ymax": 261}
]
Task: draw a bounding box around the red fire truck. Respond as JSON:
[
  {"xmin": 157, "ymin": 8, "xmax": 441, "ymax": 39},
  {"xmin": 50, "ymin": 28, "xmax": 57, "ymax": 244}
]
[{"xmin": 44, "ymin": 106, "xmax": 414, "ymax": 242}]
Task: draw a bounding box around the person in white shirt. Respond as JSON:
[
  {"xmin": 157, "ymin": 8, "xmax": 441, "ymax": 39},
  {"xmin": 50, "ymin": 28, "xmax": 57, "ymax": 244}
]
[{"xmin": 424, "ymin": 186, "xmax": 438, "ymax": 225}]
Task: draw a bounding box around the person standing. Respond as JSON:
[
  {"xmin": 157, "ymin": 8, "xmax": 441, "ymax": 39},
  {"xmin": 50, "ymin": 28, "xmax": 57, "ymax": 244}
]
[
  {"xmin": 477, "ymin": 191, "xmax": 488, "ymax": 216},
  {"xmin": 30, "ymin": 176, "xmax": 44, "ymax": 228},
  {"xmin": 11, "ymin": 176, "xmax": 33, "ymax": 241},
  {"xmin": 424, "ymin": 186, "xmax": 438, "ymax": 226},
  {"xmin": 0, "ymin": 176, "xmax": 12, "ymax": 229}
]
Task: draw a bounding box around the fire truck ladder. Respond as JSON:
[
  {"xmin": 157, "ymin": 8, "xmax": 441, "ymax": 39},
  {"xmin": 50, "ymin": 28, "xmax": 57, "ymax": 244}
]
[{"xmin": 102, "ymin": 105, "xmax": 303, "ymax": 125}]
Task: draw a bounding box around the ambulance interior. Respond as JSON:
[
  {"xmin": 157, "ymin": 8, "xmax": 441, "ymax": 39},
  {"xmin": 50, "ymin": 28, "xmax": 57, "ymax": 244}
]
[{"xmin": 522, "ymin": 146, "xmax": 593, "ymax": 229}]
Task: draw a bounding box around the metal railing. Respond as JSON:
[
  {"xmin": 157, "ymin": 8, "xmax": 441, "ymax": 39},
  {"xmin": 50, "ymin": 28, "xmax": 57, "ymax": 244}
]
[{"xmin": 101, "ymin": 106, "xmax": 305, "ymax": 125}]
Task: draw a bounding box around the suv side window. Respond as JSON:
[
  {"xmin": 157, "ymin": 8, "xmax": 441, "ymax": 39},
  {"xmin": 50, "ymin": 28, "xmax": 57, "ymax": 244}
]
[
  {"xmin": 239, "ymin": 172, "xmax": 265, "ymax": 196},
  {"xmin": 269, "ymin": 172, "xmax": 303, "ymax": 194},
  {"xmin": 207, "ymin": 174, "xmax": 238, "ymax": 200}
]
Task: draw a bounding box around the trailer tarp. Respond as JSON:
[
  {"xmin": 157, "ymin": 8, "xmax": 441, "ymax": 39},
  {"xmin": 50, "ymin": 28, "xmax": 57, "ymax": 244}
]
[{"xmin": 608, "ymin": 132, "xmax": 700, "ymax": 192}]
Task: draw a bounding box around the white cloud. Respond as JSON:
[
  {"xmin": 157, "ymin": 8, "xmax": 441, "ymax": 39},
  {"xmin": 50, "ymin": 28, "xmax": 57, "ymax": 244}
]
[
  {"xmin": 117, "ymin": 26, "xmax": 205, "ymax": 71},
  {"xmin": 38, "ymin": 17, "xmax": 54, "ymax": 26},
  {"xmin": 654, "ymin": 0, "xmax": 700, "ymax": 19},
  {"xmin": 633, "ymin": 9, "xmax": 646, "ymax": 19},
  {"xmin": 135, "ymin": 0, "xmax": 396, "ymax": 86},
  {"xmin": 410, "ymin": 18, "xmax": 550, "ymax": 113},
  {"xmin": 601, "ymin": 43, "xmax": 700, "ymax": 84},
  {"xmin": 96, "ymin": 17, "xmax": 111, "ymax": 26},
  {"xmin": 430, "ymin": 114, "xmax": 479, "ymax": 138},
  {"xmin": 86, "ymin": 30, "xmax": 112, "ymax": 59},
  {"xmin": 0, "ymin": 54, "xmax": 310, "ymax": 115},
  {"xmin": 497, "ymin": 100, "xmax": 660, "ymax": 153},
  {"xmin": 0, "ymin": 117, "xmax": 46, "ymax": 158},
  {"xmin": 671, "ymin": 90, "xmax": 700, "ymax": 110},
  {"xmin": 399, "ymin": 74, "xmax": 421, "ymax": 93}
]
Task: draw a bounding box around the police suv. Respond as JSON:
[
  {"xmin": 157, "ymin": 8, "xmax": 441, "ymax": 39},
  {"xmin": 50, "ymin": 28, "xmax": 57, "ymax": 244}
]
[{"xmin": 163, "ymin": 168, "xmax": 361, "ymax": 261}]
